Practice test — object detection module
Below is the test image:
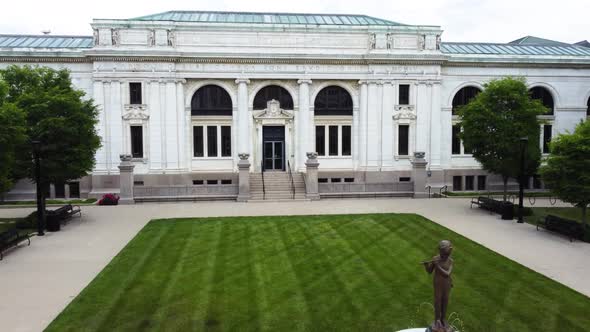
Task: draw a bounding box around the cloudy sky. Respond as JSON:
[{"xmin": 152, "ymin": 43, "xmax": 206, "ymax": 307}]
[{"xmin": 1, "ymin": 0, "xmax": 587, "ymax": 44}]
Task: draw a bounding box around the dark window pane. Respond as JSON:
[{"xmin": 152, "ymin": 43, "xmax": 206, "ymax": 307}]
[
  {"xmin": 314, "ymin": 86, "xmax": 353, "ymax": 115},
  {"xmin": 452, "ymin": 176, "xmax": 462, "ymax": 191},
  {"xmin": 543, "ymin": 124, "xmax": 552, "ymax": 153},
  {"xmin": 331, "ymin": 178, "xmax": 341, "ymax": 183},
  {"xmin": 207, "ymin": 126, "xmax": 218, "ymax": 157},
  {"xmin": 68, "ymin": 182, "xmax": 80, "ymax": 198},
  {"xmin": 129, "ymin": 82, "xmax": 142, "ymax": 104},
  {"xmin": 315, "ymin": 126, "xmax": 325, "ymax": 156},
  {"xmin": 329, "ymin": 126, "xmax": 338, "ymax": 156},
  {"xmin": 55, "ymin": 182, "xmax": 65, "ymax": 198},
  {"xmin": 477, "ymin": 176, "xmax": 486, "ymax": 190},
  {"xmin": 130, "ymin": 126, "xmax": 143, "ymax": 158},
  {"xmin": 399, "ymin": 84, "xmax": 410, "ymax": 105},
  {"xmin": 465, "ymin": 176, "xmax": 474, "ymax": 191},
  {"xmin": 452, "ymin": 125, "xmax": 461, "ymax": 155},
  {"xmin": 193, "ymin": 180, "xmax": 204, "ymax": 185},
  {"xmin": 530, "ymin": 87, "xmax": 554, "ymax": 114},
  {"xmin": 342, "ymin": 125, "xmax": 351, "ymax": 156},
  {"xmin": 193, "ymin": 126, "xmax": 204, "ymax": 157},
  {"xmin": 253, "ymin": 85, "xmax": 293, "ymax": 110},
  {"xmin": 452, "ymin": 86, "xmax": 481, "ymax": 115},
  {"xmin": 133, "ymin": 181, "xmax": 144, "ymax": 186},
  {"xmin": 318, "ymin": 178, "xmax": 328, "ymax": 183},
  {"xmin": 221, "ymin": 179, "xmax": 232, "ymax": 185},
  {"xmin": 587, "ymin": 97, "xmax": 590, "ymax": 116},
  {"xmin": 221, "ymin": 126, "xmax": 231, "ymax": 157},
  {"xmin": 344, "ymin": 178, "xmax": 354, "ymax": 183},
  {"xmin": 207, "ymin": 180, "xmax": 218, "ymax": 185},
  {"xmin": 398, "ymin": 125, "xmax": 409, "ymax": 156},
  {"xmin": 399, "ymin": 177, "xmax": 411, "ymax": 182},
  {"xmin": 191, "ymin": 85, "xmax": 233, "ymax": 116}
]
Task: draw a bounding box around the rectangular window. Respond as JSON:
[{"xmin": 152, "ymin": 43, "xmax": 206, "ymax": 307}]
[
  {"xmin": 465, "ymin": 176, "xmax": 474, "ymax": 191},
  {"xmin": 221, "ymin": 126, "xmax": 231, "ymax": 157},
  {"xmin": 207, "ymin": 126, "xmax": 218, "ymax": 157},
  {"xmin": 341, "ymin": 125, "xmax": 351, "ymax": 156},
  {"xmin": 318, "ymin": 178, "xmax": 328, "ymax": 183},
  {"xmin": 399, "ymin": 84, "xmax": 410, "ymax": 105},
  {"xmin": 316, "ymin": 126, "xmax": 325, "ymax": 156},
  {"xmin": 398, "ymin": 125, "xmax": 409, "ymax": 156},
  {"xmin": 331, "ymin": 178, "xmax": 342, "ymax": 183},
  {"xmin": 452, "ymin": 176, "xmax": 462, "ymax": 191},
  {"xmin": 68, "ymin": 182, "xmax": 80, "ymax": 198},
  {"xmin": 344, "ymin": 178, "xmax": 354, "ymax": 183},
  {"xmin": 452, "ymin": 125, "xmax": 461, "ymax": 155},
  {"xmin": 55, "ymin": 182, "xmax": 66, "ymax": 198},
  {"xmin": 329, "ymin": 126, "xmax": 339, "ymax": 156},
  {"xmin": 399, "ymin": 177, "xmax": 411, "ymax": 182},
  {"xmin": 129, "ymin": 82, "xmax": 142, "ymax": 104},
  {"xmin": 130, "ymin": 125, "xmax": 143, "ymax": 158},
  {"xmin": 133, "ymin": 181, "xmax": 144, "ymax": 186},
  {"xmin": 207, "ymin": 180, "xmax": 218, "ymax": 185},
  {"xmin": 193, "ymin": 180, "xmax": 204, "ymax": 185},
  {"xmin": 221, "ymin": 179, "xmax": 232, "ymax": 185},
  {"xmin": 193, "ymin": 126, "xmax": 204, "ymax": 157},
  {"xmin": 543, "ymin": 124, "xmax": 552, "ymax": 154},
  {"xmin": 477, "ymin": 175, "xmax": 486, "ymax": 191}
]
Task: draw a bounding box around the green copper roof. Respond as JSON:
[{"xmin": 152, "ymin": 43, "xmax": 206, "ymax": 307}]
[
  {"xmin": 132, "ymin": 10, "xmax": 405, "ymax": 26},
  {"xmin": 441, "ymin": 42, "xmax": 590, "ymax": 56},
  {"xmin": 509, "ymin": 36, "xmax": 572, "ymax": 47},
  {"xmin": 0, "ymin": 34, "xmax": 93, "ymax": 48}
]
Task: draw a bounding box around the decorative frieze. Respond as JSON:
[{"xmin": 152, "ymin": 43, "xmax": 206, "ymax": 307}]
[{"xmin": 122, "ymin": 104, "xmax": 149, "ymax": 121}]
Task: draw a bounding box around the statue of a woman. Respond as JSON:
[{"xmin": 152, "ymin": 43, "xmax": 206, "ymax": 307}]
[{"xmin": 423, "ymin": 240, "xmax": 454, "ymax": 332}]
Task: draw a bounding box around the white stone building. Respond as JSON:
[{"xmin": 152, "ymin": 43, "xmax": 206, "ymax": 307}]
[{"xmin": 1, "ymin": 11, "xmax": 589, "ymax": 201}]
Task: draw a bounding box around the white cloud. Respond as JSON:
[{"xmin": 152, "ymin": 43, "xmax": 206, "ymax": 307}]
[{"xmin": 0, "ymin": 0, "xmax": 587, "ymax": 44}]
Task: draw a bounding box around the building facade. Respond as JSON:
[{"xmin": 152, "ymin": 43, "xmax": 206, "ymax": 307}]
[{"xmin": 1, "ymin": 11, "xmax": 589, "ymax": 200}]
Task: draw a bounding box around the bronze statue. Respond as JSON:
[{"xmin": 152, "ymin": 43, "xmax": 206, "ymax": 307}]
[{"xmin": 422, "ymin": 240, "xmax": 454, "ymax": 332}]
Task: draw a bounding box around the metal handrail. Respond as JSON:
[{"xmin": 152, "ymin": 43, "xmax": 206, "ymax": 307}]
[
  {"xmin": 287, "ymin": 160, "xmax": 295, "ymax": 200},
  {"xmin": 261, "ymin": 160, "xmax": 266, "ymax": 200}
]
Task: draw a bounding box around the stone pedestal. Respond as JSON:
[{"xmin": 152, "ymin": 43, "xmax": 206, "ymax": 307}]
[
  {"xmin": 411, "ymin": 151, "xmax": 429, "ymax": 198},
  {"xmin": 305, "ymin": 152, "xmax": 320, "ymax": 200},
  {"xmin": 237, "ymin": 153, "xmax": 251, "ymax": 202},
  {"xmin": 118, "ymin": 154, "xmax": 135, "ymax": 204}
]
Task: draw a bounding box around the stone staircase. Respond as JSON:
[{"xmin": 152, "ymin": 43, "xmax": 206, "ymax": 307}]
[{"xmin": 250, "ymin": 172, "xmax": 307, "ymax": 200}]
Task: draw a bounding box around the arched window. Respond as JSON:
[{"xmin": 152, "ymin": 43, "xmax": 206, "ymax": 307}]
[
  {"xmin": 253, "ymin": 85, "xmax": 294, "ymax": 110},
  {"xmin": 314, "ymin": 86, "xmax": 353, "ymax": 116},
  {"xmin": 191, "ymin": 85, "xmax": 232, "ymax": 116},
  {"xmin": 452, "ymin": 86, "xmax": 481, "ymax": 115},
  {"xmin": 586, "ymin": 96, "xmax": 589, "ymax": 116},
  {"xmin": 529, "ymin": 86, "xmax": 554, "ymax": 115}
]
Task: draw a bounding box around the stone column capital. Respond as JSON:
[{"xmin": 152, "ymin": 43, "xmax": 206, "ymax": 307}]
[
  {"xmin": 297, "ymin": 79, "xmax": 312, "ymax": 85},
  {"xmin": 235, "ymin": 78, "xmax": 251, "ymax": 85}
]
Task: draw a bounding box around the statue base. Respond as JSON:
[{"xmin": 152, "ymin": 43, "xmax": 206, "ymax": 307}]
[{"xmin": 397, "ymin": 329, "xmax": 428, "ymax": 332}]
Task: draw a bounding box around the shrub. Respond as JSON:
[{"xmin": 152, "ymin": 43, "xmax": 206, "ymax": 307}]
[{"xmin": 98, "ymin": 193, "xmax": 119, "ymax": 206}]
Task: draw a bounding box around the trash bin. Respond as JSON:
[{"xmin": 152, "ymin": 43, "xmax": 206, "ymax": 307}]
[
  {"xmin": 501, "ymin": 202, "xmax": 514, "ymax": 220},
  {"xmin": 45, "ymin": 211, "xmax": 61, "ymax": 232}
]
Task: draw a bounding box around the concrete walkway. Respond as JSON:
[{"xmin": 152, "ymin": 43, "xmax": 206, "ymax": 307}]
[{"xmin": 0, "ymin": 198, "xmax": 588, "ymax": 332}]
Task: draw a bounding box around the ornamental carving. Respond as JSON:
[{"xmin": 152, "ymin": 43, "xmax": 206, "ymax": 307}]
[
  {"xmin": 253, "ymin": 99, "xmax": 294, "ymax": 124},
  {"xmin": 93, "ymin": 29, "xmax": 99, "ymax": 46},
  {"xmin": 167, "ymin": 30, "xmax": 176, "ymax": 47},
  {"xmin": 122, "ymin": 104, "xmax": 149, "ymax": 121},
  {"xmin": 393, "ymin": 105, "xmax": 417, "ymax": 120},
  {"xmin": 111, "ymin": 29, "xmax": 120, "ymax": 46},
  {"xmin": 148, "ymin": 30, "xmax": 155, "ymax": 47},
  {"xmin": 368, "ymin": 33, "xmax": 376, "ymax": 49}
]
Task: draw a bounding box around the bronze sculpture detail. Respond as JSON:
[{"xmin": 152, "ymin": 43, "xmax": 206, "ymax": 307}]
[{"xmin": 422, "ymin": 240, "xmax": 454, "ymax": 332}]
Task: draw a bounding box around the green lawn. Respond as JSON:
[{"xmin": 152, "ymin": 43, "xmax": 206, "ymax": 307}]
[{"xmin": 47, "ymin": 214, "xmax": 590, "ymax": 332}]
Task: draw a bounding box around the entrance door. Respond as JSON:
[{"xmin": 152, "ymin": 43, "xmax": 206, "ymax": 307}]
[{"xmin": 263, "ymin": 126, "xmax": 285, "ymax": 171}]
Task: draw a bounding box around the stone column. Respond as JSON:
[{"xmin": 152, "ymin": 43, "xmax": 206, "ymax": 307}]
[
  {"xmin": 236, "ymin": 78, "xmax": 250, "ymax": 155},
  {"xmin": 118, "ymin": 154, "xmax": 135, "ymax": 204},
  {"xmin": 237, "ymin": 153, "xmax": 251, "ymax": 202},
  {"xmin": 411, "ymin": 152, "xmax": 429, "ymax": 198},
  {"xmin": 358, "ymin": 81, "xmax": 368, "ymax": 168},
  {"xmin": 93, "ymin": 80, "xmax": 107, "ymax": 171},
  {"xmin": 305, "ymin": 152, "xmax": 320, "ymax": 200},
  {"xmin": 297, "ymin": 79, "xmax": 312, "ymax": 171}
]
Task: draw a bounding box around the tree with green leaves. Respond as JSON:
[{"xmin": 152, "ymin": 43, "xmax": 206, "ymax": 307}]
[
  {"xmin": 0, "ymin": 79, "xmax": 27, "ymax": 196},
  {"xmin": 0, "ymin": 65, "xmax": 101, "ymax": 194},
  {"xmin": 540, "ymin": 120, "xmax": 590, "ymax": 228},
  {"xmin": 458, "ymin": 77, "xmax": 546, "ymax": 200}
]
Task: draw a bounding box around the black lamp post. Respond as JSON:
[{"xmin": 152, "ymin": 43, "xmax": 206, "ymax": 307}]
[
  {"xmin": 517, "ymin": 137, "xmax": 529, "ymax": 223},
  {"xmin": 32, "ymin": 141, "xmax": 45, "ymax": 236}
]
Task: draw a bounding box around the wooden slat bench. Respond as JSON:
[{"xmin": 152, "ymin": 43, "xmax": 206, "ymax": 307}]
[
  {"xmin": 0, "ymin": 228, "xmax": 31, "ymax": 260},
  {"xmin": 537, "ymin": 215, "xmax": 584, "ymax": 242}
]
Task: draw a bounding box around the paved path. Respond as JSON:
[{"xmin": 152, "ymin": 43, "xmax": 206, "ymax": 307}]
[{"xmin": 0, "ymin": 198, "xmax": 588, "ymax": 332}]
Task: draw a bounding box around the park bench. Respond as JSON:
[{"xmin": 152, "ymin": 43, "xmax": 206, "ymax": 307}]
[
  {"xmin": 537, "ymin": 215, "xmax": 585, "ymax": 242},
  {"xmin": 470, "ymin": 196, "xmax": 514, "ymax": 219},
  {"xmin": 46, "ymin": 204, "xmax": 82, "ymax": 231},
  {"xmin": 0, "ymin": 228, "xmax": 31, "ymax": 260}
]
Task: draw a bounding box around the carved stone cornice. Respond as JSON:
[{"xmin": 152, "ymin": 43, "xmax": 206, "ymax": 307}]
[{"xmin": 297, "ymin": 79, "xmax": 312, "ymax": 85}]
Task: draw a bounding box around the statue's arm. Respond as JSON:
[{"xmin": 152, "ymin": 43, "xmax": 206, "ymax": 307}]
[
  {"xmin": 423, "ymin": 262, "xmax": 434, "ymax": 274},
  {"xmin": 436, "ymin": 261, "xmax": 453, "ymax": 277}
]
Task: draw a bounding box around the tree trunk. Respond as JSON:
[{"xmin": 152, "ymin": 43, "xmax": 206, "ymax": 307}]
[{"xmin": 502, "ymin": 176, "xmax": 508, "ymax": 202}]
